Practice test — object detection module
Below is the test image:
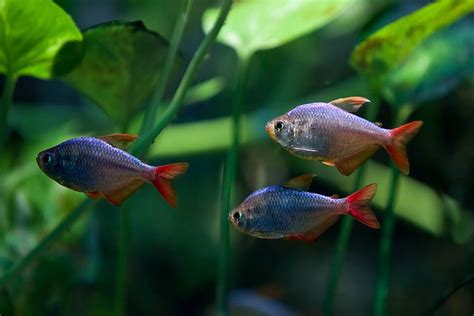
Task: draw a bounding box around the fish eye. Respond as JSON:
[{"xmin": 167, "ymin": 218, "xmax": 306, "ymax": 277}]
[
  {"xmin": 233, "ymin": 211, "xmax": 241, "ymax": 220},
  {"xmin": 42, "ymin": 153, "xmax": 53, "ymax": 164},
  {"xmin": 274, "ymin": 121, "xmax": 284, "ymax": 131}
]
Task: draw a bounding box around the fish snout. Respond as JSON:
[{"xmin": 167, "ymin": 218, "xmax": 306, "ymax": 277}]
[{"xmin": 266, "ymin": 121, "xmax": 276, "ymax": 141}]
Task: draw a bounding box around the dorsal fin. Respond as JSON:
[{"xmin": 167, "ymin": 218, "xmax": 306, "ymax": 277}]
[
  {"xmin": 329, "ymin": 96, "xmax": 370, "ymax": 113},
  {"xmin": 374, "ymin": 121, "xmax": 383, "ymax": 127},
  {"xmin": 284, "ymin": 174, "xmax": 315, "ymax": 191},
  {"xmin": 97, "ymin": 134, "xmax": 139, "ymax": 150},
  {"xmin": 330, "ymin": 194, "xmax": 340, "ymax": 199}
]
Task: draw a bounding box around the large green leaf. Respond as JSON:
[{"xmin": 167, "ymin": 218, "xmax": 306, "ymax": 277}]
[
  {"xmin": 0, "ymin": 0, "xmax": 82, "ymax": 79},
  {"xmin": 63, "ymin": 21, "xmax": 170, "ymax": 126},
  {"xmin": 382, "ymin": 21, "xmax": 474, "ymax": 106},
  {"xmin": 202, "ymin": 0, "xmax": 352, "ymax": 58},
  {"xmin": 351, "ymin": 1, "xmax": 474, "ymax": 83}
]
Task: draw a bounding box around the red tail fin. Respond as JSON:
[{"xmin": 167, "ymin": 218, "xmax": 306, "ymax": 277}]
[
  {"xmin": 386, "ymin": 121, "xmax": 423, "ymax": 175},
  {"xmin": 346, "ymin": 183, "xmax": 379, "ymax": 229},
  {"xmin": 152, "ymin": 162, "xmax": 189, "ymax": 207}
]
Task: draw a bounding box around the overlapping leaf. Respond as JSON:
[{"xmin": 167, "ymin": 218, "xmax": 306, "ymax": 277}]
[{"xmin": 64, "ymin": 21, "xmax": 170, "ymax": 125}]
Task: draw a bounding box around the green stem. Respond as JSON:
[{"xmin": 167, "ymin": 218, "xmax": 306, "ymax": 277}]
[
  {"xmin": 140, "ymin": 0, "xmax": 194, "ymax": 135},
  {"xmin": 130, "ymin": 0, "xmax": 233, "ymax": 157},
  {"xmin": 114, "ymin": 205, "xmax": 129, "ymax": 316},
  {"xmin": 427, "ymin": 273, "xmax": 474, "ymax": 315},
  {"xmin": 0, "ymin": 73, "xmax": 17, "ymax": 153},
  {"xmin": 324, "ymin": 101, "xmax": 380, "ymax": 316},
  {"xmin": 373, "ymin": 111, "xmax": 407, "ymax": 316},
  {"xmin": 0, "ymin": 200, "xmax": 93, "ymax": 287},
  {"xmin": 216, "ymin": 56, "xmax": 251, "ymax": 316}
]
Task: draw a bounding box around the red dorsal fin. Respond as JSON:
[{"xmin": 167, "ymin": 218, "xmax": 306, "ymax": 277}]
[
  {"xmin": 284, "ymin": 215, "xmax": 340, "ymax": 242},
  {"xmin": 284, "ymin": 174, "xmax": 315, "ymax": 191},
  {"xmin": 103, "ymin": 179, "xmax": 145, "ymax": 206},
  {"xmin": 329, "ymin": 96, "xmax": 370, "ymax": 113},
  {"xmin": 97, "ymin": 134, "xmax": 139, "ymax": 150},
  {"xmin": 335, "ymin": 144, "xmax": 380, "ymax": 176}
]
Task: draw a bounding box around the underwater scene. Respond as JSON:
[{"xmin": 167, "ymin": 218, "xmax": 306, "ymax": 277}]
[{"xmin": 0, "ymin": 0, "xmax": 473, "ymax": 315}]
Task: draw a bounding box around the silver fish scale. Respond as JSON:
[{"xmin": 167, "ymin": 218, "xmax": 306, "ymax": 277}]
[
  {"xmin": 288, "ymin": 103, "xmax": 390, "ymax": 160},
  {"xmin": 56, "ymin": 137, "xmax": 153, "ymax": 192},
  {"xmin": 243, "ymin": 186, "xmax": 344, "ymax": 237}
]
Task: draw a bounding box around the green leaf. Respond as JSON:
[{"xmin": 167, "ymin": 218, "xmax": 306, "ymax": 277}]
[
  {"xmin": 0, "ymin": 0, "xmax": 82, "ymax": 79},
  {"xmin": 63, "ymin": 21, "xmax": 170, "ymax": 126},
  {"xmin": 202, "ymin": 0, "xmax": 351, "ymax": 58},
  {"xmin": 382, "ymin": 21, "xmax": 474, "ymax": 106},
  {"xmin": 351, "ymin": 1, "xmax": 474, "ymax": 83}
]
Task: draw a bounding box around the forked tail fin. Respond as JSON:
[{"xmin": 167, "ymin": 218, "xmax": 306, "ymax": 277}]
[
  {"xmin": 346, "ymin": 183, "xmax": 380, "ymax": 229},
  {"xmin": 386, "ymin": 121, "xmax": 423, "ymax": 175},
  {"xmin": 152, "ymin": 162, "xmax": 189, "ymax": 207}
]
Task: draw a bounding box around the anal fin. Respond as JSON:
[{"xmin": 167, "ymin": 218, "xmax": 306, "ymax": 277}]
[
  {"xmin": 335, "ymin": 145, "xmax": 380, "ymax": 176},
  {"xmin": 85, "ymin": 192, "xmax": 103, "ymax": 200},
  {"xmin": 103, "ymin": 179, "xmax": 145, "ymax": 206},
  {"xmin": 284, "ymin": 215, "xmax": 340, "ymax": 242}
]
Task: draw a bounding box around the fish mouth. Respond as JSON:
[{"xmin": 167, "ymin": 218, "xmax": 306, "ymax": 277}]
[{"xmin": 266, "ymin": 121, "xmax": 277, "ymax": 141}]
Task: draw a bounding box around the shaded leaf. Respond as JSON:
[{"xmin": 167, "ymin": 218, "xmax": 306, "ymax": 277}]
[
  {"xmin": 351, "ymin": 1, "xmax": 474, "ymax": 83},
  {"xmin": 202, "ymin": 0, "xmax": 352, "ymax": 58},
  {"xmin": 0, "ymin": 0, "xmax": 82, "ymax": 79},
  {"xmin": 63, "ymin": 21, "xmax": 170, "ymax": 125},
  {"xmin": 382, "ymin": 20, "xmax": 474, "ymax": 106}
]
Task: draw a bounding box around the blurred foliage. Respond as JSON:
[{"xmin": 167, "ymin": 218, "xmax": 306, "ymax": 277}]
[
  {"xmin": 203, "ymin": 0, "xmax": 351, "ymax": 58},
  {"xmin": 0, "ymin": 0, "xmax": 82, "ymax": 79},
  {"xmin": 0, "ymin": 0, "xmax": 474, "ymax": 315},
  {"xmin": 63, "ymin": 21, "xmax": 170, "ymax": 127}
]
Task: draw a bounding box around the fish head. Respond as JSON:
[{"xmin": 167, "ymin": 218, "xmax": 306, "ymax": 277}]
[
  {"xmin": 266, "ymin": 114, "xmax": 294, "ymax": 148},
  {"xmin": 36, "ymin": 146, "xmax": 62, "ymax": 180},
  {"xmin": 229, "ymin": 205, "xmax": 251, "ymax": 234}
]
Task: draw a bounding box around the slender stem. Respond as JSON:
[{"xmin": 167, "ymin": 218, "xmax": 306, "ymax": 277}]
[
  {"xmin": 0, "ymin": 73, "xmax": 17, "ymax": 153},
  {"xmin": 373, "ymin": 164, "xmax": 400, "ymax": 316},
  {"xmin": 427, "ymin": 273, "xmax": 474, "ymax": 315},
  {"xmin": 140, "ymin": 0, "xmax": 194, "ymax": 135},
  {"xmin": 216, "ymin": 56, "xmax": 251, "ymax": 316},
  {"xmin": 323, "ymin": 101, "xmax": 380, "ymax": 316},
  {"xmin": 114, "ymin": 205, "xmax": 129, "ymax": 316},
  {"xmin": 130, "ymin": 0, "xmax": 233, "ymax": 157},
  {"xmin": 373, "ymin": 110, "xmax": 406, "ymax": 316},
  {"xmin": 0, "ymin": 200, "xmax": 94, "ymax": 287}
]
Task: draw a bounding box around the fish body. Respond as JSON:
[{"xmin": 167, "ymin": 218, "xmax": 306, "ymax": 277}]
[
  {"xmin": 229, "ymin": 175, "xmax": 379, "ymax": 241},
  {"xmin": 36, "ymin": 134, "xmax": 188, "ymax": 206},
  {"xmin": 266, "ymin": 97, "xmax": 423, "ymax": 175}
]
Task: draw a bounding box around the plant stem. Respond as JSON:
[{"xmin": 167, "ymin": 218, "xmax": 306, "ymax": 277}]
[
  {"xmin": 0, "ymin": 200, "xmax": 94, "ymax": 287},
  {"xmin": 373, "ymin": 111, "xmax": 406, "ymax": 316},
  {"xmin": 216, "ymin": 56, "xmax": 251, "ymax": 316},
  {"xmin": 373, "ymin": 164, "xmax": 400, "ymax": 316},
  {"xmin": 324, "ymin": 101, "xmax": 380, "ymax": 316},
  {"xmin": 427, "ymin": 272, "xmax": 474, "ymax": 315},
  {"xmin": 140, "ymin": 0, "xmax": 194, "ymax": 135},
  {"xmin": 324, "ymin": 166, "xmax": 365, "ymax": 316},
  {"xmin": 0, "ymin": 73, "xmax": 17, "ymax": 153},
  {"xmin": 130, "ymin": 0, "xmax": 233, "ymax": 157},
  {"xmin": 114, "ymin": 205, "xmax": 129, "ymax": 316}
]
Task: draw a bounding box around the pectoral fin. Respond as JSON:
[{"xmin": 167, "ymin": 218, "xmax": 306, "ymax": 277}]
[
  {"xmin": 97, "ymin": 134, "xmax": 139, "ymax": 150},
  {"xmin": 335, "ymin": 145, "xmax": 380, "ymax": 176},
  {"xmin": 284, "ymin": 215, "xmax": 340, "ymax": 242},
  {"xmin": 103, "ymin": 179, "xmax": 145, "ymax": 206},
  {"xmin": 329, "ymin": 96, "xmax": 370, "ymax": 112},
  {"xmin": 284, "ymin": 174, "xmax": 315, "ymax": 191}
]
